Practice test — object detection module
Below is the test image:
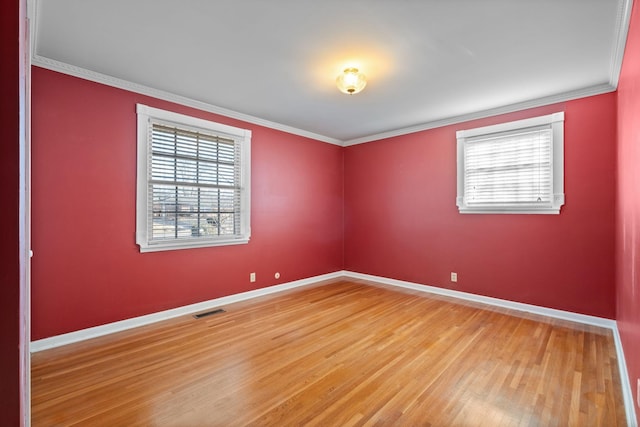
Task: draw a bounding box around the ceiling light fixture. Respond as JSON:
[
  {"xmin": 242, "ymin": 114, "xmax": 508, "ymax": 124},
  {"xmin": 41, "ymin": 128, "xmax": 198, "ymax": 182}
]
[{"xmin": 336, "ymin": 67, "xmax": 367, "ymax": 95}]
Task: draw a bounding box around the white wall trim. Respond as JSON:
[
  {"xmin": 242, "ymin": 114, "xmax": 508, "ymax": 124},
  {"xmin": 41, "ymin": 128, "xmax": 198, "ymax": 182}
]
[
  {"xmin": 135, "ymin": 103, "xmax": 252, "ymax": 253},
  {"xmin": 343, "ymin": 271, "xmax": 616, "ymax": 327},
  {"xmin": 613, "ymin": 325, "xmax": 639, "ymax": 427},
  {"xmin": 32, "ymin": 269, "xmax": 622, "ymax": 347},
  {"xmin": 609, "ymin": 0, "xmax": 634, "ymax": 89},
  {"xmin": 30, "ymin": 55, "xmax": 343, "ymax": 147},
  {"xmin": 33, "ymin": 55, "xmax": 620, "ymax": 150},
  {"xmin": 29, "ymin": 271, "xmax": 344, "ymax": 353},
  {"xmin": 455, "ymin": 112, "xmax": 565, "ymax": 215},
  {"xmin": 342, "ymin": 83, "xmax": 615, "ymax": 146},
  {"xmin": 342, "ymin": 271, "xmax": 637, "ymax": 426}
]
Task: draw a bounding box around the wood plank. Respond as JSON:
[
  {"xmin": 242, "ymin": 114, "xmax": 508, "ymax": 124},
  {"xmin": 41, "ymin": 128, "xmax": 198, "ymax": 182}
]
[{"xmin": 31, "ymin": 280, "xmax": 627, "ymax": 426}]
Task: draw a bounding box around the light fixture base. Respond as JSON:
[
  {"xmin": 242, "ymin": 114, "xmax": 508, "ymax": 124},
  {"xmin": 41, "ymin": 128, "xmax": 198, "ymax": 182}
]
[{"xmin": 336, "ymin": 67, "xmax": 367, "ymax": 95}]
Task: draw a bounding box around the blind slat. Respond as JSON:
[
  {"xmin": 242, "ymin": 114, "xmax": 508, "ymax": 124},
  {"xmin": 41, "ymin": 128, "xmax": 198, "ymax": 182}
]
[
  {"xmin": 464, "ymin": 127, "xmax": 552, "ymax": 205},
  {"xmin": 148, "ymin": 122, "xmax": 243, "ymax": 241}
]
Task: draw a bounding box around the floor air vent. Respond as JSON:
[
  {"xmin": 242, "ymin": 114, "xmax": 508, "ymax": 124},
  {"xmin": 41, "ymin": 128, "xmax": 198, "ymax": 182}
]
[{"xmin": 193, "ymin": 308, "xmax": 226, "ymax": 319}]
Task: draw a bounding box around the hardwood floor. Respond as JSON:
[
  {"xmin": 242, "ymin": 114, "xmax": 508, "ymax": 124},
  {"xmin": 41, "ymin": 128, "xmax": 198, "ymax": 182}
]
[{"xmin": 31, "ymin": 280, "xmax": 627, "ymax": 426}]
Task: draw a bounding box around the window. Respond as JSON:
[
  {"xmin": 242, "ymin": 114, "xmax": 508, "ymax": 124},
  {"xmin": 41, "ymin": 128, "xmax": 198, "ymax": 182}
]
[
  {"xmin": 456, "ymin": 112, "xmax": 564, "ymax": 214},
  {"xmin": 136, "ymin": 104, "xmax": 251, "ymax": 252}
]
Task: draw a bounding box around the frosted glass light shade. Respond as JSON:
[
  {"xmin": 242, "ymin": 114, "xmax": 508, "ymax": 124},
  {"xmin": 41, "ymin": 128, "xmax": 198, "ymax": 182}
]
[{"xmin": 336, "ymin": 68, "xmax": 367, "ymax": 95}]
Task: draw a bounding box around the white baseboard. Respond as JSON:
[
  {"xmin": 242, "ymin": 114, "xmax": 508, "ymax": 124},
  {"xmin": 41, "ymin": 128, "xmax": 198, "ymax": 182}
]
[
  {"xmin": 29, "ymin": 271, "xmax": 344, "ymax": 353},
  {"xmin": 342, "ymin": 270, "xmax": 637, "ymax": 427},
  {"xmin": 29, "ymin": 269, "xmax": 637, "ymax": 426},
  {"xmin": 342, "ymin": 271, "xmax": 616, "ymax": 327},
  {"xmin": 612, "ymin": 325, "xmax": 639, "ymax": 426}
]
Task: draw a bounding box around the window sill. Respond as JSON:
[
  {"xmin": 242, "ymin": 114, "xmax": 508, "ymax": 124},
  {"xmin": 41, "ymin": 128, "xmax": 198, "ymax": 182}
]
[
  {"xmin": 138, "ymin": 237, "xmax": 250, "ymax": 253},
  {"xmin": 456, "ymin": 194, "xmax": 564, "ymax": 215},
  {"xmin": 457, "ymin": 208, "xmax": 561, "ymax": 215}
]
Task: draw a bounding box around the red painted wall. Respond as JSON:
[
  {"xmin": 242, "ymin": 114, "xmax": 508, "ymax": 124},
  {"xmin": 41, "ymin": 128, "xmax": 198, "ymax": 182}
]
[
  {"xmin": 617, "ymin": 0, "xmax": 640, "ymax": 422},
  {"xmin": 31, "ymin": 67, "xmax": 344, "ymax": 340},
  {"xmin": 0, "ymin": 0, "xmax": 27, "ymax": 425},
  {"xmin": 33, "ymin": 65, "xmax": 619, "ymax": 341},
  {"xmin": 345, "ymin": 96, "xmax": 617, "ymax": 318}
]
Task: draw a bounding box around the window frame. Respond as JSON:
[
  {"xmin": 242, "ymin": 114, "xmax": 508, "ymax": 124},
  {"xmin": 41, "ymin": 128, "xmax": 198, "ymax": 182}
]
[
  {"xmin": 136, "ymin": 104, "xmax": 251, "ymax": 252},
  {"xmin": 456, "ymin": 112, "xmax": 565, "ymax": 214}
]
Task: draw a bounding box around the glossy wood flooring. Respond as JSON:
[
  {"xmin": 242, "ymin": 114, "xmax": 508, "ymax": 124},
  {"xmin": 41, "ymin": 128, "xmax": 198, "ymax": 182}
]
[{"xmin": 31, "ymin": 280, "xmax": 627, "ymax": 426}]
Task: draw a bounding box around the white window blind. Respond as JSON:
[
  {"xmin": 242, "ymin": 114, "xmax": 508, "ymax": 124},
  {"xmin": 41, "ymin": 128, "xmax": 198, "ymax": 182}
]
[
  {"xmin": 148, "ymin": 122, "xmax": 242, "ymax": 241},
  {"xmin": 456, "ymin": 112, "xmax": 564, "ymax": 214},
  {"xmin": 136, "ymin": 104, "xmax": 251, "ymax": 252},
  {"xmin": 464, "ymin": 126, "xmax": 552, "ymax": 206}
]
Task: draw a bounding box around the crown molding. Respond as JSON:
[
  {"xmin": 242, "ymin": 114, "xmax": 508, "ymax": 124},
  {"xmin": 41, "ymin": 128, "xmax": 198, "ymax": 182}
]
[
  {"xmin": 31, "ymin": 55, "xmax": 343, "ymax": 146},
  {"xmin": 31, "ymin": 54, "xmax": 620, "ymax": 149},
  {"xmin": 609, "ymin": 0, "xmax": 634, "ymax": 89},
  {"xmin": 342, "ymin": 83, "xmax": 615, "ymax": 146}
]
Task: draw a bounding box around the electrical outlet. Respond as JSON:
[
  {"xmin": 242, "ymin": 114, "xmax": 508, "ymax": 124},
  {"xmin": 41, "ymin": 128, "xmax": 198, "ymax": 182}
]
[
  {"xmin": 451, "ymin": 272, "xmax": 458, "ymax": 283},
  {"xmin": 250, "ymin": 272, "xmax": 256, "ymax": 283}
]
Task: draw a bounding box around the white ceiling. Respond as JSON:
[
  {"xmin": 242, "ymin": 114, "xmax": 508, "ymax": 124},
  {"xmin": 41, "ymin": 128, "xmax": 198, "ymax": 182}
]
[{"xmin": 32, "ymin": 0, "xmax": 631, "ymax": 145}]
